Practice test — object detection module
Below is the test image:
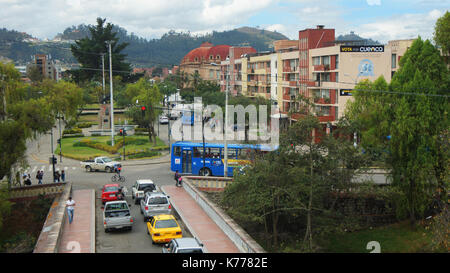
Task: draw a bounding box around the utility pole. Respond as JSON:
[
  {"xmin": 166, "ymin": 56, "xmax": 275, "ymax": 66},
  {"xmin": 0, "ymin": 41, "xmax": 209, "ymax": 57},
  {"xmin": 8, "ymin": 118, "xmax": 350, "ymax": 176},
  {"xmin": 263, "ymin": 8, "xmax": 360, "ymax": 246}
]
[
  {"xmin": 107, "ymin": 41, "xmax": 115, "ymax": 146},
  {"xmin": 58, "ymin": 116, "xmax": 62, "ymax": 163},
  {"xmin": 101, "ymin": 53, "xmax": 105, "ymax": 98},
  {"xmin": 224, "ymin": 62, "xmax": 229, "ymax": 177},
  {"xmin": 168, "ymin": 102, "xmax": 171, "ymax": 154}
]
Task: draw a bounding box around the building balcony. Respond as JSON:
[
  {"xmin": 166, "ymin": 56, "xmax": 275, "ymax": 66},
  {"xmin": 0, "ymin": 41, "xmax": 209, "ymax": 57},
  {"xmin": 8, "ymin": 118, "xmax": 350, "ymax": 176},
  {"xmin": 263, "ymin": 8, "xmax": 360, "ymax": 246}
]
[
  {"xmin": 313, "ymin": 64, "xmax": 330, "ymax": 72},
  {"xmin": 313, "ymin": 97, "xmax": 332, "ymax": 104},
  {"xmin": 305, "ymin": 80, "xmax": 321, "ymax": 88},
  {"xmin": 318, "ymin": 115, "xmax": 335, "ymax": 123}
]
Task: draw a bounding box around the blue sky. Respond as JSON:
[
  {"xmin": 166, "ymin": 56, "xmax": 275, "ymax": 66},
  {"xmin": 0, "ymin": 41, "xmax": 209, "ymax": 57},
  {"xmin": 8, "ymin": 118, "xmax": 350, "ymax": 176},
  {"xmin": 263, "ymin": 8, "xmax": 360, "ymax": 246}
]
[{"xmin": 0, "ymin": 0, "xmax": 447, "ymax": 43}]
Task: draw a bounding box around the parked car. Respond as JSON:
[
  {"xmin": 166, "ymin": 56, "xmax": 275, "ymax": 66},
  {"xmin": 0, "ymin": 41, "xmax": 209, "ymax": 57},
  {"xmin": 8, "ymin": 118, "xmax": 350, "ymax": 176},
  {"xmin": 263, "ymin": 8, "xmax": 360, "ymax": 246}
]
[
  {"xmin": 159, "ymin": 115, "xmax": 169, "ymax": 124},
  {"xmin": 103, "ymin": 200, "xmax": 134, "ymax": 232},
  {"xmin": 131, "ymin": 179, "xmax": 159, "ymax": 204},
  {"xmin": 162, "ymin": 237, "xmax": 205, "ymax": 253},
  {"xmin": 81, "ymin": 156, "xmax": 121, "ymax": 173},
  {"xmin": 146, "ymin": 214, "xmax": 182, "ymax": 244},
  {"xmin": 101, "ymin": 183, "xmax": 122, "ymax": 204},
  {"xmin": 140, "ymin": 191, "xmax": 171, "ymax": 221}
]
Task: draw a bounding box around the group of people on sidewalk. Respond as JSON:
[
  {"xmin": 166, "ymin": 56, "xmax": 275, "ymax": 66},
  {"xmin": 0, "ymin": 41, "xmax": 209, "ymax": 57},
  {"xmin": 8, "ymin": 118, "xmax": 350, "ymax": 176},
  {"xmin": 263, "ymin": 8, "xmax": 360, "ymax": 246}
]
[{"xmin": 22, "ymin": 170, "xmax": 66, "ymax": 186}]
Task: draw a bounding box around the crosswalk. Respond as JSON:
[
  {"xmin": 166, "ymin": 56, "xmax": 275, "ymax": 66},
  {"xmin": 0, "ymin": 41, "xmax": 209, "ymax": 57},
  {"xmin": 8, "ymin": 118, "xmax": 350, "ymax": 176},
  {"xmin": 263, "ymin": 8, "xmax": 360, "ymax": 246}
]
[{"xmin": 19, "ymin": 165, "xmax": 79, "ymax": 176}]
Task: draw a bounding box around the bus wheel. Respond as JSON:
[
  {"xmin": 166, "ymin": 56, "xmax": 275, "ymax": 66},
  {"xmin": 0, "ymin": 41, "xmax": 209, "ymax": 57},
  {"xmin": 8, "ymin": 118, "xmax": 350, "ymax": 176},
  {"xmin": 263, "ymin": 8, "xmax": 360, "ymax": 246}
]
[{"xmin": 201, "ymin": 168, "xmax": 211, "ymax": 176}]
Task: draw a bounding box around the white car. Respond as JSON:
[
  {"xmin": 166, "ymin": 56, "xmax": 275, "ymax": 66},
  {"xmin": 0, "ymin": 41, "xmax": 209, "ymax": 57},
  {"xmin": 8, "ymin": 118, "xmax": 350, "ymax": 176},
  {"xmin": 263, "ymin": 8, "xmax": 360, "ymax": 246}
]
[
  {"xmin": 131, "ymin": 179, "xmax": 159, "ymax": 204},
  {"xmin": 159, "ymin": 115, "xmax": 169, "ymax": 124}
]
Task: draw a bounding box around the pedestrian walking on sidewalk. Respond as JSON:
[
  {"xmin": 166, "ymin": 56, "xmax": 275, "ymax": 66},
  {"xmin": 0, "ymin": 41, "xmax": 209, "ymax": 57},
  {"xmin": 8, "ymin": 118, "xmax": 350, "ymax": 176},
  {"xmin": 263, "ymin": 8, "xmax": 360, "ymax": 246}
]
[
  {"xmin": 66, "ymin": 196, "xmax": 76, "ymax": 224},
  {"xmin": 61, "ymin": 170, "xmax": 66, "ymax": 182},
  {"xmin": 54, "ymin": 171, "xmax": 61, "ymax": 183},
  {"xmin": 36, "ymin": 170, "xmax": 43, "ymax": 185}
]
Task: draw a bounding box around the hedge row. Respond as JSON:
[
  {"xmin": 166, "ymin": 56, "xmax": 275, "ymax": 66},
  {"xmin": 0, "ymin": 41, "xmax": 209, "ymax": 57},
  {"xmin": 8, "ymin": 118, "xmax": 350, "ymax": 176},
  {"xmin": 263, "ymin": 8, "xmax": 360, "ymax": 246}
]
[
  {"xmin": 63, "ymin": 128, "xmax": 82, "ymax": 135},
  {"xmin": 76, "ymin": 122, "xmax": 95, "ymax": 128}
]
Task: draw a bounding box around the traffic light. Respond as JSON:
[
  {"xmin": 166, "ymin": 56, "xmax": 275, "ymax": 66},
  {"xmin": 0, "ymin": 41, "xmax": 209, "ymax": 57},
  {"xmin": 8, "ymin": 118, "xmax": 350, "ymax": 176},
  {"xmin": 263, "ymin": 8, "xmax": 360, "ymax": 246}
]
[
  {"xmin": 141, "ymin": 106, "xmax": 146, "ymax": 117},
  {"xmin": 49, "ymin": 156, "xmax": 57, "ymax": 164}
]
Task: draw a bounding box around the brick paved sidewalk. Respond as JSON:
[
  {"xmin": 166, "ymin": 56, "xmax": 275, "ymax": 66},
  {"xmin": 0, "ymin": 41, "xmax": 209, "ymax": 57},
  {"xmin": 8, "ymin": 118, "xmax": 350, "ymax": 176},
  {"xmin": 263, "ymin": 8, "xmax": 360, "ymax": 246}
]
[
  {"xmin": 58, "ymin": 189, "xmax": 95, "ymax": 253},
  {"xmin": 162, "ymin": 185, "xmax": 239, "ymax": 253}
]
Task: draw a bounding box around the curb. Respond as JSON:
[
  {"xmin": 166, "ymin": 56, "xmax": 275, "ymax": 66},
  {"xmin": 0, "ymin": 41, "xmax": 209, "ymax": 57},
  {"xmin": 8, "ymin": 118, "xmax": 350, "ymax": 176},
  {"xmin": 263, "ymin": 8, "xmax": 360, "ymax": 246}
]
[{"xmin": 90, "ymin": 189, "xmax": 96, "ymax": 253}]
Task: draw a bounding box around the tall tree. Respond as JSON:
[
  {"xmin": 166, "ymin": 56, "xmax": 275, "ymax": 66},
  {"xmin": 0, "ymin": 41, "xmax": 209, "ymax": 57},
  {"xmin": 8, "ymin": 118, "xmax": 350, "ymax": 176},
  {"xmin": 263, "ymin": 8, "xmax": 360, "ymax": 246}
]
[
  {"xmin": 70, "ymin": 17, "xmax": 131, "ymax": 84},
  {"xmin": 433, "ymin": 11, "xmax": 450, "ymax": 64},
  {"xmin": 346, "ymin": 38, "xmax": 450, "ymax": 225},
  {"xmin": 124, "ymin": 78, "xmax": 162, "ymax": 144},
  {"xmin": 222, "ymin": 113, "xmax": 370, "ymax": 252}
]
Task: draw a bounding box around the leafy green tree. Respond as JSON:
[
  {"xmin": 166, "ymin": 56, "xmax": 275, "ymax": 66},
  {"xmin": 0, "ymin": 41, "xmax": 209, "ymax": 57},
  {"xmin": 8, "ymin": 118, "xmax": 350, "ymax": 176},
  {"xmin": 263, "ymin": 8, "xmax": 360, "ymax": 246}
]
[
  {"xmin": 70, "ymin": 17, "xmax": 132, "ymax": 83},
  {"xmin": 346, "ymin": 38, "xmax": 450, "ymax": 224},
  {"xmin": 124, "ymin": 78, "xmax": 162, "ymax": 144},
  {"xmin": 433, "ymin": 11, "xmax": 450, "ymax": 63},
  {"xmin": 26, "ymin": 65, "xmax": 43, "ymax": 83},
  {"xmin": 222, "ymin": 113, "xmax": 370, "ymax": 252}
]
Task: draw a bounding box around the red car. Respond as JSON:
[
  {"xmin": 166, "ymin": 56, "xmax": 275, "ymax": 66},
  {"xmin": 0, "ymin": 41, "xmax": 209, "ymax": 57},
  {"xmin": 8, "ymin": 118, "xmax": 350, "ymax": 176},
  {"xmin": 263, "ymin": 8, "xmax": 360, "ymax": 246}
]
[{"xmin": 102, "ymin": 184, "xmax": 121, "ymax": 204}]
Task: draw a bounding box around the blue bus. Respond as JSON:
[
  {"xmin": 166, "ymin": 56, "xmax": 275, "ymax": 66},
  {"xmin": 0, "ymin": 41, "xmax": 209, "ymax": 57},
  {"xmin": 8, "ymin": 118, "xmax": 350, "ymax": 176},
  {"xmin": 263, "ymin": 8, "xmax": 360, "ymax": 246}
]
[{"xmin": 170, "ymin": 141, "xmax": 277, "ymax": 177}]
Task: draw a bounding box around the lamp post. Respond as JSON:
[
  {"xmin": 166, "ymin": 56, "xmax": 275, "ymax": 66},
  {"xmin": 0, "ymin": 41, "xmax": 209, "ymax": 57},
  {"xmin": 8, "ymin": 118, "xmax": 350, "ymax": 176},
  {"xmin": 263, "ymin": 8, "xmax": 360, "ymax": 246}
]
[
  {"xmin": 344, "ymin": 73, "xmax": 359, "ymax": 147},
  {"xmin": 107, "ymin": 41, "xmax": 115, "ymax": 146}
]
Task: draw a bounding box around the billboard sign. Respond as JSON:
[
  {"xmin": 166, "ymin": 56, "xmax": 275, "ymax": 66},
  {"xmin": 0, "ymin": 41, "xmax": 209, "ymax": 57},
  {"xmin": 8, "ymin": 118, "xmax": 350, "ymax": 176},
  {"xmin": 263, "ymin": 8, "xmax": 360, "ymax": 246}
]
[{"xmin": 340, "ymin": 45, "xmax": 384, "ymax": 53}]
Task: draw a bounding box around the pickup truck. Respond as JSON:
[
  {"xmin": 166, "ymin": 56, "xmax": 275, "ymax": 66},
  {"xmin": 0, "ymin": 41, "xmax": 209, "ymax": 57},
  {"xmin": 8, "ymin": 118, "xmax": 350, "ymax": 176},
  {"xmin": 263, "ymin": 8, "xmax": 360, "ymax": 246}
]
[
  {"xmin": 103, "ymin": 201, "xmax": 133, "ymax": 232},
  {"xmin": 131, "ymin": 179, "xmax": 159, "ymax": 204},
  {"xmin": 81, "ymin": 156, "xmax": 121, "ymax": 173}
]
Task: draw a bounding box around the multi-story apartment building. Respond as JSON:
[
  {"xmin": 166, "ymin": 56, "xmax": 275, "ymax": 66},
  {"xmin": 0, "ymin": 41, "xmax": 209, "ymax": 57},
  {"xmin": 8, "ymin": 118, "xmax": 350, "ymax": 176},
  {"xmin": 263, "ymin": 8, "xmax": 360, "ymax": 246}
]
[
  {"xmin": 27, "ymin": 54, "xmax": 60, "ymax": 81},
  {"xmin": 216, "ymin": 25, "xmax": 414, "ymax": 141},
  {"xmin": 220, "ymin": 46, "xmax": 257, "ymax": 95},
  {"xmin": 308, "ymin": 39, "xmax": 414, "ymax": 133}
]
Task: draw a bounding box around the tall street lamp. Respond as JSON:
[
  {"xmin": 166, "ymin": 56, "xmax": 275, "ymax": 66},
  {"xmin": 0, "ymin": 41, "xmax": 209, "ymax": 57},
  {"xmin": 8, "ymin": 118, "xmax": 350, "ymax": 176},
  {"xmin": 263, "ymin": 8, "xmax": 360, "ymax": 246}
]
[{"xmin": 107, "ymin": 41, "xmax": 115, "ymax": 146}]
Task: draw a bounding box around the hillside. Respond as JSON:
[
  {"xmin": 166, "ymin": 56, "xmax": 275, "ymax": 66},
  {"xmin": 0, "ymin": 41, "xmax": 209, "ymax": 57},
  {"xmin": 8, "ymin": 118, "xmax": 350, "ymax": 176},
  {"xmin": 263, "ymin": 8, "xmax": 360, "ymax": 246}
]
[{"xmin": 0, "ymin": 25, "xmax": 289, "ymax": 67}]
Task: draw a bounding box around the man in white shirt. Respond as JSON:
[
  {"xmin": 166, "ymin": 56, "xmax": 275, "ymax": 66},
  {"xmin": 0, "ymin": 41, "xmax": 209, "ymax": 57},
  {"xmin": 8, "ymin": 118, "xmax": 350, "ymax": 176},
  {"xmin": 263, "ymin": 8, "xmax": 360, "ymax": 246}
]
[{"xmin": 66, "ymin": 196, "xmax": 76, "ymax": 224}]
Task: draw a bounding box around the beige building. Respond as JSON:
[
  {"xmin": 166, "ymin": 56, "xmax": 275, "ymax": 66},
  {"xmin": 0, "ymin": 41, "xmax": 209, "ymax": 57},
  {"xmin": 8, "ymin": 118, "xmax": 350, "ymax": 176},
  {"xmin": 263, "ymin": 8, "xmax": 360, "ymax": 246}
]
[{"xmin": 308, "ymin": 40, "xmax": 414, "ymax": 125}]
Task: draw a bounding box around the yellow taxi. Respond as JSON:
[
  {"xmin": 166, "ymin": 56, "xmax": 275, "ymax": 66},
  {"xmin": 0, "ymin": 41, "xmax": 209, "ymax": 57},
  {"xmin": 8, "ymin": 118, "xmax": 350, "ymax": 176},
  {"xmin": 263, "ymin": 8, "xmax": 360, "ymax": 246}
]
[{"xmin": 146, "ymin": 214, "xmax": 182, "ymax": 244}]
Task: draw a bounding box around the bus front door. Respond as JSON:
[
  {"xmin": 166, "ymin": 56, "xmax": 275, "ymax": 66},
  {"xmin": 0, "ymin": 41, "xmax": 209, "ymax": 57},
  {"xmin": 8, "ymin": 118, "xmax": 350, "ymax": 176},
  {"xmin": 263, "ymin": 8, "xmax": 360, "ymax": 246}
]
[{"xmin": 182, "ymin": 150, "xmax": 192, "ymax": 174}]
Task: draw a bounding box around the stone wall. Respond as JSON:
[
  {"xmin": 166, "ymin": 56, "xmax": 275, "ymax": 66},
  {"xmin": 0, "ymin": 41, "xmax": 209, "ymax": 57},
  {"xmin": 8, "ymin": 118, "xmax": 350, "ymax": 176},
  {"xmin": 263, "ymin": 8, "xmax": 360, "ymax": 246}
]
[{"xmin": 33, "ymin": 182, "xmax": 72, "ymax": 253}]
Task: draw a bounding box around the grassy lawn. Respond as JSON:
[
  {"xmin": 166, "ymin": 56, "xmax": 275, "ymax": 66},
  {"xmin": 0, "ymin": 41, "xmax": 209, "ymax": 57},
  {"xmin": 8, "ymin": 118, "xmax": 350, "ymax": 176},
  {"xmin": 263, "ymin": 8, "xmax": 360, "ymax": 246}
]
[
  {"xmin": 61, "ymin": 135, "xmax": 167, "ymax": 161},
  {"xmin": 317, "ymin": 221, "xmax": 435, "ymax": 253}
]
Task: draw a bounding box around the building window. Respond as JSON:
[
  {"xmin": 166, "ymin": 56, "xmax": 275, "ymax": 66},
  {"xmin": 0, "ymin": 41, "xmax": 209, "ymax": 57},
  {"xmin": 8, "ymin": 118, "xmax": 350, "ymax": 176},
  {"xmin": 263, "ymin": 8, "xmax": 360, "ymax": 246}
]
[
  {"xmin": 312, "ymin": 57, "xmax": 320, "ymax": 66},
  {"xmin": 322, "ymin": 56, "xmax": 330, "ymax": 65},
  {"xmin": 209, "ymin": 69, "xmax": 214, "ymax": 79},
  {"xmin": 210, "ymin": 55, "xmax": 213, "ymax": 60},
  {"xmin": 335, "ymin": 72, "xmax": 339, "ymax": 83},
  {"xmin": 391, "ymin": 54, "xmax": 397, "ymax": 68},
  {"xmin": 315, "ymin": 106, "xmax": 331, "ymax": 116},
  {"xmin": 335, "ymin": 55, "xmax": 339, "ymax": 69}
]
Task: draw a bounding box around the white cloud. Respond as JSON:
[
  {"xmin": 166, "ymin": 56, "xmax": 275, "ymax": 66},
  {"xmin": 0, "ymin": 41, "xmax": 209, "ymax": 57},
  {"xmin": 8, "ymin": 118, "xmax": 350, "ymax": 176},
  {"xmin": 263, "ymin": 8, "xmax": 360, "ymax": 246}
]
[
  {"xmin": 367, "ymin": 0, "xmax": 381, "ymax": 6},
  {"xmin": 358, "ymin": 9, "xmax": 444, "ymax": 43},
  {"xmin": 0, "ymin": 0, "xmax": 275, "ymax": 39}
]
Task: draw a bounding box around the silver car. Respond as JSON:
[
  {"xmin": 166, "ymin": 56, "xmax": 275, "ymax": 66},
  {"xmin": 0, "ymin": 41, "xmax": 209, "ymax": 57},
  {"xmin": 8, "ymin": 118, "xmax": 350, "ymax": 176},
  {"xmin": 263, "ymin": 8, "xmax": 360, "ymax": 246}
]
[
  {"xmin": 162, "ymin": 238, "xmax": 205, "ymax": 253},
  {"xmin": 140, "ymin": 192, "xmax": 171, "ymax": 221},
  {"xmin": 103, "ymin": 201, "xmax": 134, "ymax": 232}
]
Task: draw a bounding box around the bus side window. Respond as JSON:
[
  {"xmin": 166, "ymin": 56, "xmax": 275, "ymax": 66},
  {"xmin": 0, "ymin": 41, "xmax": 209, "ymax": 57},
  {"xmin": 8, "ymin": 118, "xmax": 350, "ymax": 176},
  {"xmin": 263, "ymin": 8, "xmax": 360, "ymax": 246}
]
[
  {"xmin": 174, "ymin": 146, "xmax": 181, "ymax": 157},
  {"xmin": 221, "ymin": 149, "xmax": 237, "ymax": 159},
  {"xmin": 193, "ymin": 147, "xmax": 204, "ymax": 158}
]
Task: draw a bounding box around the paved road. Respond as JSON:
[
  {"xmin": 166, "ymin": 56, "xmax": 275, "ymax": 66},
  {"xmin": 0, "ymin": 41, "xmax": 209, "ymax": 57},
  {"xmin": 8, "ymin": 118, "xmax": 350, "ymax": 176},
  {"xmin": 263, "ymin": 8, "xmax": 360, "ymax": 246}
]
[{"xmin": 24, "ymin": 127, "xmax": 190, "ymax": 253}]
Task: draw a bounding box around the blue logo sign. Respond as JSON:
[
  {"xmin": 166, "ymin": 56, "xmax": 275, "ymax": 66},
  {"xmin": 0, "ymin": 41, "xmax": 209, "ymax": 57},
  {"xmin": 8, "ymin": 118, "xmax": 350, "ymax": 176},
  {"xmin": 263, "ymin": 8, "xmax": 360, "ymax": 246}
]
[{"xmin": 358, "ymin": 59, "xmax": 374, "ymax": 77}]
